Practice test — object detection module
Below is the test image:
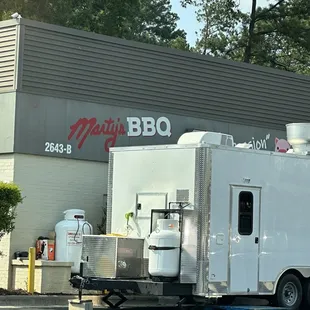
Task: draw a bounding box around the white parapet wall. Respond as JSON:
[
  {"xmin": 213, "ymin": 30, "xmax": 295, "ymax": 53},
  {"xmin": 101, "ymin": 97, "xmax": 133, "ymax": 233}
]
[
  {"xmin": 0, "ymin": 154, "xmax": 15, "ymax": 289},
  {"xmin": 0, "ymin": 153, "xmax": 108, "ymax": 290},
  {"xmin": 11, "ymin": 260, "xmax": 74, "ymax": 294}
]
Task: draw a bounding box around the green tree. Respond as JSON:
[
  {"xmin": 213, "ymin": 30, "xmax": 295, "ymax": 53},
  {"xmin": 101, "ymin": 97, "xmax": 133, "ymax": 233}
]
[
  {"xmin": 0, "ymin": 0, "xmax": 188, "ymax": 49},
  {"xmin": 253, "ymin": 0, "xmax": 310, "ymax": 73},
  {"xmin": 182, "ymin": 0, "xmax": 310, "ymax": 75},
  {"xmin": 169, "ymin": 36, "xmax": 192, "ymax": 51},
  {"xmin": 0, "ymin": 182, "xmax": 23, "ymax": 256},
  {"xmin": 181, "ymin": 0, "xmax": 245, "ymax": 55}
]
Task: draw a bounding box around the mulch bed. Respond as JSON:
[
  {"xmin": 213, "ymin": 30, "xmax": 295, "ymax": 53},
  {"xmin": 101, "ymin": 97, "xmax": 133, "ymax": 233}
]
[
  {"xmin": 0, "ymin": 288, "xmax": 99, "ymax": 296},
  {"xmin": 0, "ymin": 288, "xmax": 40, "ymax": 295}
]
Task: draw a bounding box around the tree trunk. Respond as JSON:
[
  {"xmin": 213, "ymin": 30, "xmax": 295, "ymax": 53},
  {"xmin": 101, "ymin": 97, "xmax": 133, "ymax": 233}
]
[{"xmin": 243, "ymin": 0, "xmax": 257, "ymax": 63}]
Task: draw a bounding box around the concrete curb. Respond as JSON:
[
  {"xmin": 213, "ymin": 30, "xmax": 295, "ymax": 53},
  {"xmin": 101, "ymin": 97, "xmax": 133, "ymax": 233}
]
[
  {"xmin": 0, "ymin": 295, "xmax": 162, "ymax": 307},
  {"xmin": 0, "ymin": 295, "xmax": 99, "ymax": 307}
]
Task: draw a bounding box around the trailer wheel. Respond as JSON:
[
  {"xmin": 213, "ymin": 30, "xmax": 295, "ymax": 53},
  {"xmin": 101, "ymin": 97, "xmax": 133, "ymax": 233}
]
[
  {"xmin": 216, "ymin": 296, "xmax": 235, "ymax": 305},
  {"xmin": 275, "ymin": 273, "xmax": 302, "ymax": 309},
  {"xmin": 301, "ymin": 278, "xmax": 310, "ymax": 307}
]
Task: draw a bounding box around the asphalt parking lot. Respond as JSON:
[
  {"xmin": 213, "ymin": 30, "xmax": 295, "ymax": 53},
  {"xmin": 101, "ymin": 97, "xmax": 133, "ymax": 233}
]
[
  {"xmin": 0, "ymin": 307, "xmax": 104, "ymax": 310},
  {"xmin": 0, "ymin": 307, "xmax": 67, "ymax": 310},
  {"xmin": 0, "ymin": 308, "xmax": 67, "ymax": 310},
  {"xmin": 0, "ymin": 297, "xmax": 308, "ymax": 310}
]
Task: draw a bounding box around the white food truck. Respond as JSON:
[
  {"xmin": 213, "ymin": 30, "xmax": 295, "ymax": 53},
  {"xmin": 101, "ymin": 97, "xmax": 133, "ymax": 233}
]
[{"xmin": 72, "ymin": 123, "xmax": 310, "ymax": 310}]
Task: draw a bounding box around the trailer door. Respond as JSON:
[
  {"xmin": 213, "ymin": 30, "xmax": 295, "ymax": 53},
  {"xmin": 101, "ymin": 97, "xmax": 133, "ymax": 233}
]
[{"xmin": 229, "ymin": 186, "xmax": 261, "ymax": 294}]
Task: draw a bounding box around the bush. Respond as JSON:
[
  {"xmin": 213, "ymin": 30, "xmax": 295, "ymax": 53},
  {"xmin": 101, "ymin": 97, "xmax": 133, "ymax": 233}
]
[
  {"xmin": 97, "ymin": 205, "xmax": 107, "ymax": 235},
  {"xmin": 0, "ymin": 182, "xmax": 23, "ymax": 256}
]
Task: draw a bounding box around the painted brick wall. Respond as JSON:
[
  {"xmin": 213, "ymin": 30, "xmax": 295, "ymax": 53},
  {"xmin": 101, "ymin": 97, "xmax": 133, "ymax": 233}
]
[
  {"xmin": 10, "ymin": 154, "xmax": 108, "ymax": 280},
  {"xmin": 0, "ymin": 92, "xmax": 16, "ymax": 154},
  {"xmin": 0, "ymin": 154, "xmax": 15, "ymax": 289}
]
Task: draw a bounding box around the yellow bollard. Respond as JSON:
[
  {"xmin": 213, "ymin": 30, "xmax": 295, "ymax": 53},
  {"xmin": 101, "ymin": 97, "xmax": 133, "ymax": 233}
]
[{"xmin": 27, "ymin": 247, "xmax": 36, "ymax": 294}]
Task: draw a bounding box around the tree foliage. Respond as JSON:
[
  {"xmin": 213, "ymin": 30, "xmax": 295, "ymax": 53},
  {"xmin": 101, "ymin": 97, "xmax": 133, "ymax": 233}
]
[
  {"xmin": 0, "ymin": 182, "xmax": 23, "ymax": 256},
  {"xmin": 0, "ymin": 0, "xmax": 188, "ymax": 49},
  {"xmin": 182, "ymin": 0, "xmax": 310, "ymax": 75},
  {"xmin": 2, "ymin": 0, "xmax": 309, "ymax": 73}
]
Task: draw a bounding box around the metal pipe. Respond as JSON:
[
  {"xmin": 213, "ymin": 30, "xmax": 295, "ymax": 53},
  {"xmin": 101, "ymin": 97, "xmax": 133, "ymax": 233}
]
[{"xmin": 27, "ymin": 247, "xmax": 35, "ymax": 294}]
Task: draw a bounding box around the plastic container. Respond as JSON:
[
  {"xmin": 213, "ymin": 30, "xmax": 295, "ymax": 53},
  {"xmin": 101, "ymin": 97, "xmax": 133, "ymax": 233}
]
[{"xmin": 55, "ymin": 209, "xmax": 92, "ymax": 273}]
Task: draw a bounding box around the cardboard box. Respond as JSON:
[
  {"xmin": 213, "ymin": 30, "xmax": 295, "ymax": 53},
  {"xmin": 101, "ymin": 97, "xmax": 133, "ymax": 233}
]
[
  {"xmin": 36, "ymin": 239, "xmax": 55, "ymax": 261},
  {"xmin": 47, "ymin": 240, "xmax": 55, "ymax": 261}
]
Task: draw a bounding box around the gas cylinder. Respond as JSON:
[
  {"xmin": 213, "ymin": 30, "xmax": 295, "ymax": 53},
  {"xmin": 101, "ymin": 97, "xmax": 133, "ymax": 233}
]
[
  {"xmin": 148, "ymin": 219, "xmax": 181, "ymax": 281},
  {"xmin": 55, "ymin": 209, "xmax": 92, "ymax": 273}
]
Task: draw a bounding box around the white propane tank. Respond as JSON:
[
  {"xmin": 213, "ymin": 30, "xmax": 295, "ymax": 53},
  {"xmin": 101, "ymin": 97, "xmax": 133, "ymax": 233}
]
[
  {"xmin": 148, "ymin": 219, "xmax": 181, "ymax": 280},
  {"xmin": 55, "ymin": 209, "xmax": 92, "ymax": 273}
]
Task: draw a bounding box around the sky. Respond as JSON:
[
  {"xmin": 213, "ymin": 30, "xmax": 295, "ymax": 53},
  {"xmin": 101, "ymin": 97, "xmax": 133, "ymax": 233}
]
[{"xmin": 171, "ymin": 0, "xmax": 271, "ymax": 46}]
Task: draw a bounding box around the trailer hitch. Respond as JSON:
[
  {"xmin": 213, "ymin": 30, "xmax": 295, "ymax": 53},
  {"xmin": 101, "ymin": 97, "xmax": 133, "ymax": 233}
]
[
  {"xmin": 77, "ymin": 276, "xmax": 89, "ymax": 302},
  {"xmin": 101, "ymin": 289, "xmax": 128, "ymax": 308}
]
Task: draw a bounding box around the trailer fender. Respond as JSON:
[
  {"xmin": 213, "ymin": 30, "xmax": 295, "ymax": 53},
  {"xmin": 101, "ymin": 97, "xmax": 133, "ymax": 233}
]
[{"xmin": 273, "ymin": 267, "xmax": 310, "ymax": 294}]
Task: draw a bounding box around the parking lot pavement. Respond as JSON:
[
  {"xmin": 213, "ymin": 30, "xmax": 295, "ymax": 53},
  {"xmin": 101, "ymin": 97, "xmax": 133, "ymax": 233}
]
[
  {"xmin": 0, "ymin": 306, "xmax": 110, "ymax": 310},
  {"xmin": 0, "ymin": 307, "xmax": 109, "ymax": 310},
  {"xmin": 0, "ymin": 307, "xmax": 68, "ymax": 310}
]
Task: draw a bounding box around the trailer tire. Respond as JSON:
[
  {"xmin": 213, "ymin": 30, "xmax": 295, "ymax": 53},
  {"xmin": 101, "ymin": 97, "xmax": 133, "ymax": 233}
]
[
  {"xmin": 217, "ymin": 296, "xmax": 235, "ymax": 305},
  {"xmin": 301, "ymin": 278, "xmax": 310, "ymax": 307},
  {"xmin": 275, "ymin": 273, "xmax": 302, "ymax": 309}
]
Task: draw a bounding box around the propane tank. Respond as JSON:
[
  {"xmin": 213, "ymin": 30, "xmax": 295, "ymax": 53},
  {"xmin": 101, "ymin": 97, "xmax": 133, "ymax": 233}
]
[
  {"xmin": 55, "ymin": 209, "xmax": 92, "ymax": 273},
  {"xmin": 148, "ymin": 219, "xmax": 181, "ymax": 281}
]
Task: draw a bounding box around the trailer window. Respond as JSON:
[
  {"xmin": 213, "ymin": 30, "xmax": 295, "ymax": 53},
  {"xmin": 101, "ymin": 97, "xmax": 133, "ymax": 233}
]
[{"xmin": 238, "ymin": 191, "xmax": 253, "ymax": 236}]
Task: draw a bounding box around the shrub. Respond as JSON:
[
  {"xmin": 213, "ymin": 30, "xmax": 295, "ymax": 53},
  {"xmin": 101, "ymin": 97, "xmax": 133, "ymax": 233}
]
[
  {"xmin": 0, "ymin": 182, "xmax": 23, "ymax": 256},
  {"xmin": 97, "ymin": 205, "xmax": 107, "ymax": 235}
]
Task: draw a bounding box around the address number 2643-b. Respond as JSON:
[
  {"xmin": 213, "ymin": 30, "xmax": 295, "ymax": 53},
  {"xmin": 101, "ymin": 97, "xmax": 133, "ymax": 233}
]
[{"xmin": 44, "ymin": 142, "xmax": 72, "ymax": 154}]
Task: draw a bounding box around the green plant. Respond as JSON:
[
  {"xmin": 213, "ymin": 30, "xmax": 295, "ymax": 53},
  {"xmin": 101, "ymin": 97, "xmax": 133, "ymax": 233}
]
[
  {"xmin": 97, "ymin": 205, "xmax": 107, "ymax": 235},
  {"xmin": 0, "ymin": 182, "xmax": 23, "ymax": 256}
]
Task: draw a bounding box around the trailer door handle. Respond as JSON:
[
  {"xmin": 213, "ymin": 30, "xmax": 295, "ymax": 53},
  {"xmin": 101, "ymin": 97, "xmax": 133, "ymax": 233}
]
[{"xmin": 255, "ymin": 237, "xmax": 259, "ymax": 244}]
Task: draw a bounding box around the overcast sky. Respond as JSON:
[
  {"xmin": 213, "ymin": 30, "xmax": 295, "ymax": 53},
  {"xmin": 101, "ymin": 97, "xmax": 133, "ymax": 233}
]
[{"xmin": 171, "ymin": 0, "xmax": 271, "ymax": 46}]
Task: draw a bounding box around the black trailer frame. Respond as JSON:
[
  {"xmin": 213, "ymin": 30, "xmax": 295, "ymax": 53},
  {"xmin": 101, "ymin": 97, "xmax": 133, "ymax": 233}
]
[
  {"xmin": 70, "ymin": 275, "xmax": 194, "ymax": 308},
  {"xmin": 69, "ymin": 276, "xmax": 289, "ymax": 310}
]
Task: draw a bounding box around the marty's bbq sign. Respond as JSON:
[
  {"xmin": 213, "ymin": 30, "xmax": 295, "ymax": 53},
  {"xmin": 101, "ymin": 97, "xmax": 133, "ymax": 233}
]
[{"xmin": 44, "ymin": 116, "xmax": 172, "ymax": 156}]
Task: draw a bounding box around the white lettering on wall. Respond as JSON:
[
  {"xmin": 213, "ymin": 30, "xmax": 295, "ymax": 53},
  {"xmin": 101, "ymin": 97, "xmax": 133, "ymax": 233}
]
[
  {"xmin": 127, "ymin": 117, "xmax": 172, "ymax": 137},
  {"xmin": 127, "ymin": 117, "xmax": 142, "ymax": 136},
  {"xmin": 142, "ymin": 117, "xmax": 156, "ymax": 136},
  {"xmin": 234, "ymin": 134, "xmax": 270, "ymax": 150},
  {"xmin": 157, "ymin": 117, "xmax": 171, "ymax": 137},
  {"xmin": 45, "ymin": 142, "xmax": 72, "ymax": 154}
]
